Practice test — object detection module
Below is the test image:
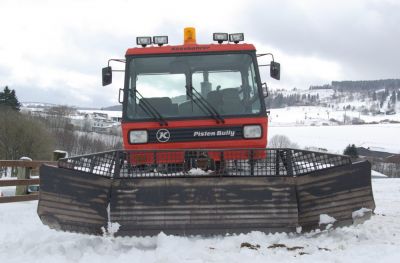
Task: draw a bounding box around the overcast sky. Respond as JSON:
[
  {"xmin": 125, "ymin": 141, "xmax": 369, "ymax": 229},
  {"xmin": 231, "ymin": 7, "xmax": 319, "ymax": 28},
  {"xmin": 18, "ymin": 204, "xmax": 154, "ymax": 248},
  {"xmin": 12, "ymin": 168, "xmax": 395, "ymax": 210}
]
[{"xmin": 1, "ymin": 0, "xmax": 399, "ymax": 108}]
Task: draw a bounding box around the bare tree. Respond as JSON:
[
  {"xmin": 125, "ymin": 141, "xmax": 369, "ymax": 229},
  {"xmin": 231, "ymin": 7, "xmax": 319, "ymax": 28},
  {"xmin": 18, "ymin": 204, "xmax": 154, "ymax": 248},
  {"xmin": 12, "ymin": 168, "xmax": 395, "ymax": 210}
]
[
  {"xmin": 0, "ymin": 108, "xmax": 54, "ymax": 160},
  {"xmin": 47, "ymin": 105, "xmax": 76, "ymax": 117},
  {"xmin": 269, "ymin": 135, "xmax": 299, "ymax": 149},
  {"xmin": 71, "ymin": 133, "xmax": 122, "ymax": 156}
]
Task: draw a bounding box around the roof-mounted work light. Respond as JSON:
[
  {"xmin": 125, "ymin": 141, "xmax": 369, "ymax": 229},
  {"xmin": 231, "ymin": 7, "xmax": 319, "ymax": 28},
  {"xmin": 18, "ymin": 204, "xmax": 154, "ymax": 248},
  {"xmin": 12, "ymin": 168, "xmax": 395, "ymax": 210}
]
[
  {"xmin": 213, "ymin": 33, "xmax": 228, "ymax": 44},
  {"xmin": 136, "ymin": 37, "xmax": 152, "ymax": 47},
  {"xmin": 153, "ymin": 36, "xmax": 168, "ymax": 46},
  {"xmin": 229, "ymin": 33, "xmax": 244, "ymax": 44}
]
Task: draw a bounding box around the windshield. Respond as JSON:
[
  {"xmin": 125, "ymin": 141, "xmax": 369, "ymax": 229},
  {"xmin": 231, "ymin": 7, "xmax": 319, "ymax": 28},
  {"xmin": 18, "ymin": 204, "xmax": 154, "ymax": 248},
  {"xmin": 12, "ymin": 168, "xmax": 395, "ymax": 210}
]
[{"xmin": 125, "ymin": 53, "xmax": 263, "ymax": 120}]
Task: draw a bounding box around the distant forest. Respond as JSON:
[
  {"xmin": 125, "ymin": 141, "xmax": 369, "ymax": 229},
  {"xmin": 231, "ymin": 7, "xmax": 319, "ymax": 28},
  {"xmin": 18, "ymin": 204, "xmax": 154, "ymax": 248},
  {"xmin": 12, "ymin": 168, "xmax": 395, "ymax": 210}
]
[{"xmin": 310, "ymin": 79, "xmax": 400, "ymax": 91}]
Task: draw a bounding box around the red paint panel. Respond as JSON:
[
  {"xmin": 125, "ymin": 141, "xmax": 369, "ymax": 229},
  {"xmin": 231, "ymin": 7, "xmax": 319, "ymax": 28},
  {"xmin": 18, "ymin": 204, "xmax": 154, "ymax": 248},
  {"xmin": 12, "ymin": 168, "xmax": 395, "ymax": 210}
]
[
  {"xmin": 122, "ymin": 117, "xmax": 268, "ymax": 150},
  {"xmin": 126, "ymin": 43, "xmax": 256, "ymax": 56}
]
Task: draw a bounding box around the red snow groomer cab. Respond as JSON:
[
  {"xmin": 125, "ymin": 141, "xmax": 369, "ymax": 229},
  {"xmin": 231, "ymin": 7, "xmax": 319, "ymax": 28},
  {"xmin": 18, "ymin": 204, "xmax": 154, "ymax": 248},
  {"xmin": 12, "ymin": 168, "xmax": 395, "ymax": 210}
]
[{"xmin": 103, "ymin": 28, "xmax": 280, "ymax": 166}]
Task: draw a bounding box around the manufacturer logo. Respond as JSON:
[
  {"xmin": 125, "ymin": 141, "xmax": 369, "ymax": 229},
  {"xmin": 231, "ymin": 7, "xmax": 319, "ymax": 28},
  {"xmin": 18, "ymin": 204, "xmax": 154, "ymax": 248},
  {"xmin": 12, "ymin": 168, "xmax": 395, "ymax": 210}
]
[
  {"xmin": 193, "ymin": 130, "xmax": 235, "ymax": 137},
  {"xmin": 171, "ymin": 46, "xmax": 210, "ymax": 51},
  {"xmin": 156, "ymin": 129, "xmax": 170, "ymax": 143}
]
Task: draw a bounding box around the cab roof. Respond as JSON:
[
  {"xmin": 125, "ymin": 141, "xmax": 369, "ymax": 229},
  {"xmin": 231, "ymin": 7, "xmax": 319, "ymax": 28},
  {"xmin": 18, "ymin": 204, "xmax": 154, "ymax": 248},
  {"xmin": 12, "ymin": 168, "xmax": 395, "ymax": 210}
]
[{"xmin": 126, "ymin": 43, "xmax": 256, "ymax": 56}]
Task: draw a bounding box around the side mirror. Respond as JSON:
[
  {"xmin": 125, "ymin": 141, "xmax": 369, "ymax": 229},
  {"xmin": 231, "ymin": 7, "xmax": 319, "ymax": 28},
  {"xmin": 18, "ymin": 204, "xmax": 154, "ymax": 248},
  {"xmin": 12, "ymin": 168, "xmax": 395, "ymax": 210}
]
[
  {"xmin": 270, "ymin": 61, "xmax": 280, "ymax": 80},
  {"xmin": 102, "ymin": 66, "xmax": 112, "ymax": 86}
]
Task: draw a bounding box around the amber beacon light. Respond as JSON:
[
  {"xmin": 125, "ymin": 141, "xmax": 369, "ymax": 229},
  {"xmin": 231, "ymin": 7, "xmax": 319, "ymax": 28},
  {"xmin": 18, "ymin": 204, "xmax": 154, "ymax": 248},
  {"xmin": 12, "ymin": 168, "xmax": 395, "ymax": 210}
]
[{"xmin": 184, "ymin": 27, "xmax": 196, "ymax": 45}]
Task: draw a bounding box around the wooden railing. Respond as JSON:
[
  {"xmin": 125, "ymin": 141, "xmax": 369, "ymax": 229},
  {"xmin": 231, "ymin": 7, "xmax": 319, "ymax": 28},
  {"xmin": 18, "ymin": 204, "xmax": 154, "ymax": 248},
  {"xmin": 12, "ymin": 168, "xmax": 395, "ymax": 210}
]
[{"xmin": 0, "ymin": 160, "xmax": 57, "ymax": 203}]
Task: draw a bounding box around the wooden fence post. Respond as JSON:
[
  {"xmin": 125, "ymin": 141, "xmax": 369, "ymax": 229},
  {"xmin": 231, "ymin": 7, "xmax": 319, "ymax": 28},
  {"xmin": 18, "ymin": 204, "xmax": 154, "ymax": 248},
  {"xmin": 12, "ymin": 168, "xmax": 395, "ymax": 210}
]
[{"xmin": 15, "ymin": 157, "xmax": 32, "ymax": 195}]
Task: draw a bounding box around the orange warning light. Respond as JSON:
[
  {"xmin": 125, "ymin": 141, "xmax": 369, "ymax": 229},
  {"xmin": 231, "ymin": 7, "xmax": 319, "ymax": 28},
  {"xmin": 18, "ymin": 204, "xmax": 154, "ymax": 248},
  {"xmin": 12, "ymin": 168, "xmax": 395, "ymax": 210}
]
[{"xmin": 184, "ymin": 27, "xmax": 196, "ymax": 45}]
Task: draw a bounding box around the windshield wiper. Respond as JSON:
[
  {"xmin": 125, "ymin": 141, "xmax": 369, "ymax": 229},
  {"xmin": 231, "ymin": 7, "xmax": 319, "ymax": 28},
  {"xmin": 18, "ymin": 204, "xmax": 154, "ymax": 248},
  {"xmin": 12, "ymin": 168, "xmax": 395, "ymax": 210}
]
[
  {"xmin": 188, "ymin": 86, "xmax": 225, "ymax": 124},
  {"xmin": 131, "ymin": 89, "xmax": 168, "ymax": 126}
]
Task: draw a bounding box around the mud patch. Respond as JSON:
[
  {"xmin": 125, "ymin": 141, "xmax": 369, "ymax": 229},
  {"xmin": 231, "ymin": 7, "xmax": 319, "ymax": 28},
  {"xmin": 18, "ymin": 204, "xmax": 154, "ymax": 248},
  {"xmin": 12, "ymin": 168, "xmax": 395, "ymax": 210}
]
[{"xmin": 241, "ymin": 242, "xmax": 261, "ymax": 250}]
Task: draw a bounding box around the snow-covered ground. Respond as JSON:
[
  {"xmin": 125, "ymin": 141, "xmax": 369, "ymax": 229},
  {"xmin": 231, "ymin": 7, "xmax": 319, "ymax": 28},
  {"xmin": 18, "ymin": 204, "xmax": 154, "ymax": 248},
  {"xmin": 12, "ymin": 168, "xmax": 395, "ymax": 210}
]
[
  {"xmin": 269, "ymin": 124, "xmax": 400, "ymax": 154},
  {"xmin": 269, "ymin": 106, "xmax": 400, "ymax": 127},
  {"xmin": 77, "ymin": 109, "xmax": 122, "ymax": 119},
  {"xmin": 267, "ymin": 105, "xmax": 400, "ymax": 153},
  {"xmin": 0, "ymin": 179, "xmax": 399, "ymax": 263}
]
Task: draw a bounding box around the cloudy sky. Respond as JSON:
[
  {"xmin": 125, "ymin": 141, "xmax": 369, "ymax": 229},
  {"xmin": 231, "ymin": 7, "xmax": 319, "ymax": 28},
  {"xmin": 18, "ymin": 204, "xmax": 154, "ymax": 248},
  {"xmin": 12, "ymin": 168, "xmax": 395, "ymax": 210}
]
[{"xmin": 0, "ymin": 0, "xmax": 399, "ymax": 108}]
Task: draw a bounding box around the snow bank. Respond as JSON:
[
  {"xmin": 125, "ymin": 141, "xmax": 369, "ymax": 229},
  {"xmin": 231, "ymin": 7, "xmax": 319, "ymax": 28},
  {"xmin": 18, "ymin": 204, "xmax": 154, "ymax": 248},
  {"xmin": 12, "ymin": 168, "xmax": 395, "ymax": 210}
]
[
  {"xmin": 102, "ymin": 222, "xmax": 121, "ymax": 237},
  {"xmin": 319, "ymin": 214, "xmax": 336, "ymax": 225},
  {"xmin": 188, "ymin": 168, "xmax": 212, "ymax": 176},
  {"xmin": 352, "ymin": 208, "xmax": 372, "ymax": 219},
  {"xmin": 1, "ymin": 179, "xmax": 400, "ymax": 263},
  {"xmin": 372, "ymin": 170, "xmax": 388, "ymax": 178}
]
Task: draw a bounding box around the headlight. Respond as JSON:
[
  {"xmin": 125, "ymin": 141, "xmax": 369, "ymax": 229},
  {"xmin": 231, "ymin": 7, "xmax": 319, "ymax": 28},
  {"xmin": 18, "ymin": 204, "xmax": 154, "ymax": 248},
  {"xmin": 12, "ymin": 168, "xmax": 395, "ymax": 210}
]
[
  {"xmin": 243, "ymin": 125, "xmax": 262, "ymax": 139},
  {"xmin": 129, "ymin": 130, "xmax": 148, "ymax": 144}
]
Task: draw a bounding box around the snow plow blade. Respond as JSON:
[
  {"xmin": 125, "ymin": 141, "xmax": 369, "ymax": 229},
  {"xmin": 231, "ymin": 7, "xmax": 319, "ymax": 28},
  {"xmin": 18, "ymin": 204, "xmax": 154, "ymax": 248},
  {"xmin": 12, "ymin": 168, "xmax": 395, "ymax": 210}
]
[{"xmin": 37, "ymin": 149, "xmax": 375, "ymax": 236}]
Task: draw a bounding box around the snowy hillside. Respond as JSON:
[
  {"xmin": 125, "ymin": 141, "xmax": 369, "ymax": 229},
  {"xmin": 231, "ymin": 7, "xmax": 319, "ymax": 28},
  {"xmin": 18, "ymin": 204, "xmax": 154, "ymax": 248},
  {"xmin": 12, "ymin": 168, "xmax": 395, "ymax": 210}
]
[
  {"xmin": 1, "ymin": 179, "xmax": 399, "ymax": 263},
  {"xmin": 268, "ymin": 87, "xmax": 400, "ymax": 125},
  {"xmin": 269, "ymin": 106, "xmax": 400, "ymax": 127},
  {"xmin": 21, "ymin": 102, "xmax": 58, "ymax": 108},
  {"xmin": 266, "ymin": 89, "xmax": 400, "ymax": 154},
  {"xmin": 269, "ymin": 123, "xmax": 400, "ymax": 154}
]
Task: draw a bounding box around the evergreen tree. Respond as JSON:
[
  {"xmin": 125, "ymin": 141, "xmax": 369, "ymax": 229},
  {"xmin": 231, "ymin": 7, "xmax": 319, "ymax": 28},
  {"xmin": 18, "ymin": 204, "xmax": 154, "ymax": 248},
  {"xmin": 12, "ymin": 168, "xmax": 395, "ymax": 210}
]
[
  {"xmin": 384, "ymin": 88, "xmax": 389, "ymax": 99},
  {"xmin": 372, "ymin": 91, "xmax": 377, "ymax": 101},
  {"xmin": 0, "ymin": 86, "xmax": 21, "ymax": 111},
  {"xmin": 275, "ymin": 93, "xmax": 284, "ymax": 108},
  {"xmin": 343, "ymin": 144, "xmax": 358, "ymax": 158}
]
